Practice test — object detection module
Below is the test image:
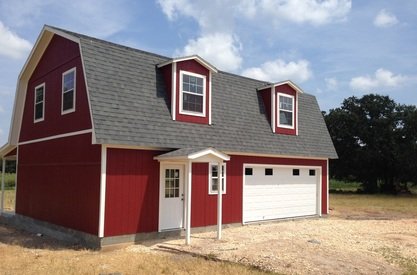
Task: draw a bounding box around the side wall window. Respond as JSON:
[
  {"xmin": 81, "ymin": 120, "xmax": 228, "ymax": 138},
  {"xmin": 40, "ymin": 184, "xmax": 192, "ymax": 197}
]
[
  {"xmin": 62, "ymin": 68, "xmax": 76, "ymax": 114},
  {"xmin": 209, "ymin": 163, "xmax": 226, "ymax": 194},
  {"xmin": 180, "ymin": 71, "xmax": 206, "ymax": 116},
  {"xmin": 34, "ymin": 83, "xmax": 45, "ymax": 122},
  {"xmin": 277, "ymin": 93, "xmax": 294, "ymax": 129}
]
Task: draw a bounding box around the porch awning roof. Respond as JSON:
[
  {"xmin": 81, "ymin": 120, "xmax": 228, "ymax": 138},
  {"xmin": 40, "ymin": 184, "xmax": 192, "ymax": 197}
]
[
  {"xmin": 154, "ymin": 147, "xmax": 230, "ymax": 162},
  {"xmin": 0, "ymin": 143, "xmax": 17, "ymax": 159}
]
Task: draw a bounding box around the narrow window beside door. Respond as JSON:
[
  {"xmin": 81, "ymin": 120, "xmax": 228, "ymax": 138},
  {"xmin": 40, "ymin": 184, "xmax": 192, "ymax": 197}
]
[{"xmin": 209, "ymin": 164, "xmax": 226, "ymax": 194}]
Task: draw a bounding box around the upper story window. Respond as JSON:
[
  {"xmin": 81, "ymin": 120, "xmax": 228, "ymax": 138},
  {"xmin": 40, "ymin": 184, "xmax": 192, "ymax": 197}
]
[
  {"xmin": 180, "ymin": 71, "xmax": 206, "ymax": 117},
  {"xmin": 209, "ymin": 163, "xmax": 226, "ymax": 195},
  {"xmin": 278, "ymin": 93, "xmax": 294, "ymax": 129},
  {"xmin": 62, "ymin": 68, "xmax": 76, "ymax": 114},
  {"xmin": 34, "ymin": 83, "xmax": 45, "ymax": 123}
]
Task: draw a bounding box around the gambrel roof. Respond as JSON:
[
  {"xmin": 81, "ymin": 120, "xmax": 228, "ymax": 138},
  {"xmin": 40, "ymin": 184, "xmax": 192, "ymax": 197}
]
[{"xmin": 4, "ymin": 25, "xmax": 337, "ymax": 159}]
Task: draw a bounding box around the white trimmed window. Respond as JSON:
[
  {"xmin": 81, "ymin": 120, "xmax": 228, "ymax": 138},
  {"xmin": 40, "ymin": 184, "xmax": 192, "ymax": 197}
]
[
  {"xmin": 180, "ymin": 71, "xmax": 206, "ymax": 116},
  {"xmin": 62, "ymin": 67, "xmax": 76, "ymax": 114},
  {"xmin": 34, "ymin": 83, "xmax": 45, "ymax": 123},
  {"xmin": 277, "ymin": 93, "xmax": 294, "ymax": 128},
  {"xmin": 209, "ymin": 163, "xmax": 226, "ymax": 195}
]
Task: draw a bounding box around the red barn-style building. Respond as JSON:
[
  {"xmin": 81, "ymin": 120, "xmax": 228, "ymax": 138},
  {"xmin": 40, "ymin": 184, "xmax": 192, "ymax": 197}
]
[{"xmin": 0, "ymin": 26, "xmax": 337, "ymax": 248}]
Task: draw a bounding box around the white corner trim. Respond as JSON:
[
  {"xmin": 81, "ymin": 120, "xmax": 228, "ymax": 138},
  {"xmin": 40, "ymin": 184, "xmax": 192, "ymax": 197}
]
[
  {"xmin": 271, "ymin": 87, "xmax": 275, "ymax": 133},
  {"xmin": 18, "ymin": 129, "xmax": 93, "ymax": 145},
  {"xmin": 327, "ymin": 159, "xmax": 329, "ymax": 215},
  {"xmin": 296, "ymin": 93, "xmax": 299, "ymax": 136},
  {"xmin": 172, "ymin": 62, "xmax": 177, "ymax": 121},
  {"xmin": 209, "ymin": 71, "xmax": 212, "ymax": 125},
  {"xmin": 98, "ymin": 144, "xmax": 107, "ymax": 238},
  {"xmin": 185, "ymin": 160, "xmax": 192, "ymax": 244},
  {"xmin": 78, "ymin": 43, "xmax": 97, "ymax": 144}
]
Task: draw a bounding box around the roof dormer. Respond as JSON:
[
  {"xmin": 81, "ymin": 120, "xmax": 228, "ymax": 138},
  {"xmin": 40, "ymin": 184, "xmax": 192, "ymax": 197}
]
[
  {"xmin": 258, "ymin": 80, "xmax": 303, "ymax": 136},
  {"xmin": 157, "ymin": 55, "xmax": 217, "ymax": 125}
]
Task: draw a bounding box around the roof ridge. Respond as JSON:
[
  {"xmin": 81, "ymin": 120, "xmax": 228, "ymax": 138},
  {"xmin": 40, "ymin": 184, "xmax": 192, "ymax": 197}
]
[{"xmin": 45, "ymin": 25, "xmax": 171, "ymax": 61}]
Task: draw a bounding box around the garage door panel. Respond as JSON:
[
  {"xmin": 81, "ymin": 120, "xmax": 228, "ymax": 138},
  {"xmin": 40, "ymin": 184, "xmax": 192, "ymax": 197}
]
[{"xmin": 243, "ymin": 165, "xmax": 318, "ymax": 223}]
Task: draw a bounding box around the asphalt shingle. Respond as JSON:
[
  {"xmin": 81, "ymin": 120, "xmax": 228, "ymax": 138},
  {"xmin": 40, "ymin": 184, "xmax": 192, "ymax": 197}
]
[{"xmin": 49, "ymin": 26, "xmax": 337, "ymax": 159}]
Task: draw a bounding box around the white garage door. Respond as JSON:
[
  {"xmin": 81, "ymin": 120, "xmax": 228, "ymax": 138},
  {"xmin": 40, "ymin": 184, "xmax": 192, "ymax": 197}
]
[{"xmin": 243, "ymin": 165, "xmax": 319, "ymax": 223}]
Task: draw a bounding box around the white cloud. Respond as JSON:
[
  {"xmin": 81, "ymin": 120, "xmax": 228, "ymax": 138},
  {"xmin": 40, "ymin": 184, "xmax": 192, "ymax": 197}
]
[
  {"xmin": 178, "ymin": 33, "xmax": 242, "ymax": 71},
  {"xmin": 325, "ymin": 77, "xmax": 338, "ymax": 90},
  {"xmin": 258, "ymin": 0, "xmax": 352, "ymax": 26},
  {"xmin": 374, "ymin": 9, "xmax": 398, "ymax": 28},
  {"xmin": 158, "ymin": 0, "xmax": 351, "ymax": 31},
  {"xmin": 0, "ymin": 21, "xmax": 32, "ymax": 59},
  {"xmin": 350, "ymin": 68, "xmax": 407, "ymax": 91},
  {"xmin": 242, "ymin": 59, "xmax": 312, "ymax": 83}
]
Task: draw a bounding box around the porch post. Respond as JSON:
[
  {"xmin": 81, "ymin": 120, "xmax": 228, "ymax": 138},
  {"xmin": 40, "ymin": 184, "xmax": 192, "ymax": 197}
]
[
  {"xmin": 217, "ymin": 161, "xmax": 223, "ymax": 240},
  {"xmin": 1, "ymin": 158, "xmax": 5, "ymax": 214},
  {"xmin": 186, "ymin": 160, "xmax": 192, "ymax": 244}
]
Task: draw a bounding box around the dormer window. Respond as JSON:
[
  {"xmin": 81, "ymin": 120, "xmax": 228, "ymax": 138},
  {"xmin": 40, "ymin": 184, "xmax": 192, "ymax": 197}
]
[
  {"xmin": 180, "ymin": 71, "xmax": 206, "ymax": 116},
  {"xmin": 278, "ymin": 93, "xmax": 294, "ymax": 129}
]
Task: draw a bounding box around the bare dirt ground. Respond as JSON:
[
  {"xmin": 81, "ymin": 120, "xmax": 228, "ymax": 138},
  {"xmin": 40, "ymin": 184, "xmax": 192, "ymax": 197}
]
[{"xmin": 1, "ymin": 194, "xmax": 416, "ymax": 274}]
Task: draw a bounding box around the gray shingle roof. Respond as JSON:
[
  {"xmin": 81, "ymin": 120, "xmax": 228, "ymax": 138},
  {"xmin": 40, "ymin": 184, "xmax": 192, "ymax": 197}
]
[{"xmin": 49, "ymin": 26, "xmax": 337, "ymax": 159}]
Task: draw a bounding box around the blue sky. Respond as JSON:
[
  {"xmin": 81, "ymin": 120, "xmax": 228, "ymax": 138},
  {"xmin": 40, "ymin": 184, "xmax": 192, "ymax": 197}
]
[{"xmin": 0, "ymin": 0, "xmax": 416, "ymax": 145}]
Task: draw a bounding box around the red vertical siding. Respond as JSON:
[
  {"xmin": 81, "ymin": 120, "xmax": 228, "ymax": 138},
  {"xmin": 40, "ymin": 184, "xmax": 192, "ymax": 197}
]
[
  {"xmin": 16, "ymin": 133, "xmax": 101, "ymax": 235},
  {"xmin": 275, "ymin": 84, "xmax": 297, "ymax": 135},
  {"xmin": 19, "ymin": 35, "xmax": 91, "ymax": 142},
  {"xmin": 104, "ymin": 149, "xmax": 162, "ymax": 237},
  {"xmin": 175, "ymin": 60, "xmax": 210, "ymax": 124}
]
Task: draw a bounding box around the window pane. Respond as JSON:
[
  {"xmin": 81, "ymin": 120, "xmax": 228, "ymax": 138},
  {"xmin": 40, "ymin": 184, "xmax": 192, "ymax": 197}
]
[
  {"xmin": 245, "ymin": 168, "xmax": 253, "ymax": 176},
  {"xmin": 280, "ymin": 110, "xmax": 293, "ymax": 126},
  {"xmin": 309, "ymin": 169, "xmax": 316, "ymax": 176},
  {"xmin": 212, "ymin": 179, "xmax": 218, "ymax": 191},
  {"xmin": 183, "ymin": 93, "xmax": 203, "ymax": 113},
  {"xmin": 63, "ymin": 90, "xmax": 74, "ymax": 111},
  {"xmin": 35, "ymin": 88, "xmax": 44, "ymax": 103},
  {"xmin": 212, "ymin": 165, "xmax": 218, "ymax": 177},
  {"xmin": 63, "ymin": 71, "xmax": 75, "ymax": 92},
  {"xmin": 279, "ymin": 96, "xmax": 293, "ymax": 111},
  {"xmin": 35, "ymin": 103, "xmax": 43, "ymax": 120},
  {"xmin": 265, "ymin": 168, "xmax": 273, "ymax": 176},
  {"xmin": 175, "ymin": 178, "xmax": 179, "ymax": 188},
  {"xmin": 165, "ymin": 169, "xmax": 169, "ymax": 178},
  {"xmin": 165, "ymin": 188, "xmax": 170, "ymax": 198},
  {"xmin": 293, "ymin": 169, "xmax": 300, "ymax": 176},
  {"xmin": 174, "ymin": 189, "xmax": 179, "ymax": 197},
  {"xmin": 182, "ymin": 74, "xmax": 204, "ymax": 95}
]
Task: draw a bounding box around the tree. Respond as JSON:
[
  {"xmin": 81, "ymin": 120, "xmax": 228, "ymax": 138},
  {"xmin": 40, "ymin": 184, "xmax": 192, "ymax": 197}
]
[{"xmin": 324, "ymin": 94, "xmax": 417, "ymax": 194}]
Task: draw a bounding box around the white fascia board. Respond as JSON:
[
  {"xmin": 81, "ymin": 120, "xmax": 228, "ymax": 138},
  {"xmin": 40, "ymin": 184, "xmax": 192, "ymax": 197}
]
[
  {"xmin": 260, "ymin": 80, "xmax": 304, "ymax": 94},
  {"xmin": 188, "ymin": 148, "xmax": 230, "ymax": 161},
  {"xmin": 157, "ymin": 55, "xmax": 218, "ymax": 73}
]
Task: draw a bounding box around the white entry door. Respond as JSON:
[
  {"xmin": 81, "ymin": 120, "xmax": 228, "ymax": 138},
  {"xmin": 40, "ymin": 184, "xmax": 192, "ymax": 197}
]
[{"xmin": 159, "ymin": 164, "xmax": 184, "ymax": 231}]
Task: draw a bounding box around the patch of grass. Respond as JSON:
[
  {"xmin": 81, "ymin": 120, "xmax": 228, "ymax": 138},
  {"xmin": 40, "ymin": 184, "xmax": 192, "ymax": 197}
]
[
  {"xmin": 2, "ymin": 173, "xmax": 16, "ymax": 189},
  {"xmin": 330, "ymin": 193, "xmax": 417, "ymax": 218},
  {"xmin": 329, "ymin": 179, "xmax": 361, "ymax": 192},
  {"xmin": 377, "ymin": 246, "xmax": 417, "ymax": 275}
]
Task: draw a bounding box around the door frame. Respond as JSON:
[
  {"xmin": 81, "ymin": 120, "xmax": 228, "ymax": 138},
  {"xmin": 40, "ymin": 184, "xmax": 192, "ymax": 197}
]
[{"xmin": 158, "ymin": 162, "xmax": 186, "ymax": 232}]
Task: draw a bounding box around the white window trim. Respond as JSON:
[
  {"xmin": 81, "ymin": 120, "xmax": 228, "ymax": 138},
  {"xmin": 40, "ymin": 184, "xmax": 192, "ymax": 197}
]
[
  {"xmin": 61, "ymin": 67, "xmax": 76, "ymax": 115},
  {"xmin": 209, "ymin": 163, "xmax": 226, "ymax": 195},
  {"xmin": 277, "ymin": 92, "xmax": 295, "ymax": 129},
  {"xmin": 179, "ymin": 70, "xmax": 206, "ymax": 117},
  {"xmin": 34, "ymin": 83, "xmax": 45, "ymax": 123}
]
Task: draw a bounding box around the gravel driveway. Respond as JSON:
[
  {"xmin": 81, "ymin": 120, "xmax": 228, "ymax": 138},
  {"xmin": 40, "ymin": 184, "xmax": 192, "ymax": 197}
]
[{"xmin": 132, "ymin": 214, "xmax": 417, "ymax": 274}]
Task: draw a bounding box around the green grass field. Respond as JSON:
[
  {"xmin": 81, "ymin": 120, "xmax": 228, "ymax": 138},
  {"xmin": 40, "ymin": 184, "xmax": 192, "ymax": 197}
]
[{"xmin": 330, "ymin": 179, "xmax": 417, "ymax": 194}]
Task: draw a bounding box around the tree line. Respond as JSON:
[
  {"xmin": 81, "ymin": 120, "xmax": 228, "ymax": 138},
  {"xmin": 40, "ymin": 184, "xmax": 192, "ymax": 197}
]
[{"xmin": 323, "ymin": 94, "xmax": 417, "ymax": 194}]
